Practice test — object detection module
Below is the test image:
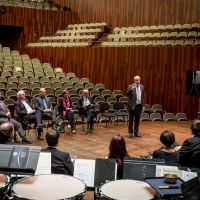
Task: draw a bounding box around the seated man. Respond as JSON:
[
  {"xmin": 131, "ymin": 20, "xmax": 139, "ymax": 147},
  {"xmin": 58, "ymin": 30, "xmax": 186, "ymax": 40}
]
[
  {"xmin": 0, "ymin": 122, "xmax": 14, "ymax": 144},
  {"xmin": 43, "ymin": 129, "xmax": 74, "ymax": 175},
  {"xmin": 15, "ymin": 90, "xmax": 43, "ymax": 140},
  {"xmin": 35, "ymin": 88, "xmax": 56, "ymax": 129},
  {"xmin": 0, "ymin": 92, "xmax": 31, "ymax": 144},
  {"xmin": 77, "ymin": 89, "xmax": 95, "ymax": 133}
]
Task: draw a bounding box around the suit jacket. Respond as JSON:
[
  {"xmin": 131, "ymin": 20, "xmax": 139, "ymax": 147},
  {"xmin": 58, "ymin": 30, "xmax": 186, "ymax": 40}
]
[
  {"xmin": 77, "ymin": 96, "xmax": 94, "ymax": 114},
  {"xmin": 0, "ymin": 100, "xmax": 10, "ymax": 118},
  {"xmin": 179, "ymin": 136, "xmax": 200, "ymax": 168},
  {"xmin": 43, "ymin": 147, "xmax": 74, "ymax": 175},
  {"xmin": 127, "ymin": 84, "xmax": 144, "ymax": 111},
  {"xmin": 35, "ymin": 96, "xmax": 53, "ymax": 112},
  {"xmin": 15, "ymin": 99, "xmax": 34, "ymax": 116}
]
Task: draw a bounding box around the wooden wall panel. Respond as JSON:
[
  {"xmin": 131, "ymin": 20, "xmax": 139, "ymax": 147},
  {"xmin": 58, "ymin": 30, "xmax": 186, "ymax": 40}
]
[
  {"xmin": 25, "ymin": 47, "xmax": 200, "ymax": 119},
  {"xmin": 0, "ymin": 7, "xmax": 78, "ymax": 50},
  {"xmin": 58, "ymin": 0, "xmax": 200, "ymax": 27}
]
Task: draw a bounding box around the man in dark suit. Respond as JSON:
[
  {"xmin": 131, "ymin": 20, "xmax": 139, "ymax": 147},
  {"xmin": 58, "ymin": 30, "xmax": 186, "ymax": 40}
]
[
  {"xmin": 77, "ymin": 89, "xmax": 95, "ymax": 133},
  {"xmin": 0, "ymin": 92, "xmax": 31, "ymax": 144},
  {"xmin": 15, "ymin": 90, "xmax": 43, "ymax": 140},
  {"xmin": 35, "ymin": 88, "xmax": 56, "ymax": 129},
  {"xmin": 43, "ymin": 129, "xmax": 74, "ymax": 175},
  {"xmin": 127, "ymin": 75, "xmax": 144, "ymax": 138},
  {"xmin": 178, "ymin": 119, "xmax": 200, "ymax": 168}
]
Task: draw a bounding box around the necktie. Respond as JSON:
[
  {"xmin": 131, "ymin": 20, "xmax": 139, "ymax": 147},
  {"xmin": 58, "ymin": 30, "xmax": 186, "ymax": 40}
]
[{"xmin": 43, "ymin": 98, "xmax": 48, "ymax": 109}]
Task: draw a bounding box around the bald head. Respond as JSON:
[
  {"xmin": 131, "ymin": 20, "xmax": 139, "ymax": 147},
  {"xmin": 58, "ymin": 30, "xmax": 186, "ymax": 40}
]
[
  {"xmin": 82, "ymin": 89, "xmax": 89, "ymax": 97},
  {"xmin": 134, "ymin": 75, "xmax": 141, "ymax": 86},
  {"xmin": 39, "ymin": 88, "xmax": 46, "ymax": 97}
]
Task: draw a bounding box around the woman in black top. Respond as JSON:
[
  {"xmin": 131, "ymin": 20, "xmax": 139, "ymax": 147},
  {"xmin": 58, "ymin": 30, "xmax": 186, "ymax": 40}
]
[
  {"xmin": 153, "ymin": 131, "xmax": 179, "ymax": 165},
  {"xmin": 108, "ymin": 134, "xmax": 129, "ymax": 179}
]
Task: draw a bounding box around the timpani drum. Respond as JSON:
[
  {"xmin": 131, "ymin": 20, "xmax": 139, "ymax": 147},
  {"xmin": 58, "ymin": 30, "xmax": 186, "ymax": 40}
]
[
  {"xmin": 98, "ymin": 179, "xmax": 155, "ymax": 200},
  {"xmin": 12, "ymin": 174, "xmax": 87, "ymax": 200}
]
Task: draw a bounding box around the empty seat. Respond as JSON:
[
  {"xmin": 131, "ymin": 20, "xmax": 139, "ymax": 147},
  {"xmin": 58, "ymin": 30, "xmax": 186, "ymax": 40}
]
[
  {"xmin": 175, "ymin": 113, "xmax": 188, "ymax": 121},
  {"xmin": 150, "ymin": 113, "xmax": 162, "ymax": 121},
  {"xmin": 163, "ymin": 113, "xmax": 176, "ymax": 121},
  {"xmin": 151, "ymin": 104, "xmax": 163, "ymax": 113},
  {"xmin": 140, "ymin": 112, "xmax": 150, "ymax": 121}
]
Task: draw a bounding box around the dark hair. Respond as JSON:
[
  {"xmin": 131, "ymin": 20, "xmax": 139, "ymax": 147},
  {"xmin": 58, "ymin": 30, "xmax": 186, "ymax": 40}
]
[
  {"xmin": 46, "ymin": 129, "xmax": 60, "ymax": 146},
  {"xmin": 61, "ymin": 90, "xmax": 68, "ymax": 97},
  {"xmin": 190, "ymin": 119, "xmax": 200, "ymax": 136},
  {"xmin": 108, "ymin": 134, "xmax": 128, "ymax": 166},
  {"xmin": 160, "ymin": 131, "xmax": 175, "ymax": 148}
]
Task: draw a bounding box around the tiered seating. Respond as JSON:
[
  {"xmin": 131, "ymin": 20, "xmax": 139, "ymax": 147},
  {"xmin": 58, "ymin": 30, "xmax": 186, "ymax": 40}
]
[
  {"xmin": 102, "ymin": 23, "xmax": 200, "ymax": 47},
  {"xmin": 27, "ymin": 22, "xmax": 107, "ymax": 47},
  {"xmin": 0, "ymin": 0, "xmax": 58, "ymax": 10}
]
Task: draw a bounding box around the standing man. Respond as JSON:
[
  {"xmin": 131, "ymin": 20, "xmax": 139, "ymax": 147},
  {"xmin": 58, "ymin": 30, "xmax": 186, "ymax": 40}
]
[
  {"xmin": 35, "ymin": 88, "xmax": 56, "ymax": 129},
  {"xmin": 77, "ymin": 89, "xmax": 95, "ymax": 133},
  {"xmin": 15, "ymin": 90, "xmax": 43, "ymax": 140},
  {"xmin": 127, "ymin": 75, "xmax": 144, "ymax": 138}
]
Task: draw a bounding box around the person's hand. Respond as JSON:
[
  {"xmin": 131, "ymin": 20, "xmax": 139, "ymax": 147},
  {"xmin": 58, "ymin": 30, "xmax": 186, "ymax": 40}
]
[
  {"xmin": 6, "ymin": 112, "xmax": 11, "ymax": 117},
  {"xmin": 173, "ymin": 146, "xmax": 182, "ymax": 152},
  {"xmin": 44, "ymin": 109, "xmax": 51, "ymax": 113},
  {"xmin": 83, "ymin": 106, "xmax": 87, "ymax": 110},
  {"xmin": 70, "ymin": 109, "xmax": 74, "ymax": 113},
  {"xmin": 28, "ymin": 110, "xmax": 36, "ymax": 114}
]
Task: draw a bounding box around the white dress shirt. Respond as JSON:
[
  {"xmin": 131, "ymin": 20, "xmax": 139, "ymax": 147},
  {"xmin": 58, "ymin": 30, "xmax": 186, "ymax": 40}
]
[
  {"xmin": 21, "ymin": 100, "xmax": 33, "ymax": 113},
  {"xmin": 83, "ymin": 97, "xmax": 90, "ymax": 107},
  {"xmin": 136, "ymin": 85, "xmax": 141, "ymax": 105}
]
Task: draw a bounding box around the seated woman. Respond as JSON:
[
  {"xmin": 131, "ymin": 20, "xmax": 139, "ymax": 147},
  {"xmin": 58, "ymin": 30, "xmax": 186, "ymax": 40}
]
[
  {"xmin": 58, "ymin": 90, "xmax": 75, "ymax": 134},
  {"xmin": 108, "ymin": 134, "xmax": 129, "ymax": 179},
  {"xmin": 152, "ymin": 131, "xmax": 179, "ymax": 165}
]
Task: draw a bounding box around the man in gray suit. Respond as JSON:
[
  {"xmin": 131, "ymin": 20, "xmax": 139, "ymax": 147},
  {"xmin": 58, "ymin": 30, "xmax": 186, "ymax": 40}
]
[
  {"xmin": 35, "ymin": 88, "xmax": 56, "ymax": 130},
  {"xmin": 127, "ymin": 75, "xmax": 144, "ymax": 138}
]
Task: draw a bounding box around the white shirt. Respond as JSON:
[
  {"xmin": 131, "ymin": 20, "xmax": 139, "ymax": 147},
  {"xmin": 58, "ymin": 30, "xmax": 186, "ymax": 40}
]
[
  {"xmin": 21, "ymin": 100, "xmax": 33, "ymax": 113},
  {"xmin": 136, "ymin": 85, "xmax": 141, "ymax": 105},
  {"xmin": 83, "ymin": 97, "xmax": 90, "ymax": 107}
]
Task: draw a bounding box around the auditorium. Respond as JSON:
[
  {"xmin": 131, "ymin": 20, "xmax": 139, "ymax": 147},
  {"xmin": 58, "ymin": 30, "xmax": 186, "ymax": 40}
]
[{"xmin": 0, "ymin": 0, "xmax": 200, "ymax": 199}]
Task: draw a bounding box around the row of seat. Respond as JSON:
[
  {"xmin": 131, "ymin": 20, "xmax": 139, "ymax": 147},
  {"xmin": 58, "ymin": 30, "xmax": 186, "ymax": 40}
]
[
  {"xmin": 107, "ymin": 31, "xmax": 200, "ymax": 41},
  {"xmin": 67, "ymin": 22, "xmax": 107, "ymax": 30},
  {"xmin": 140, "ymin": 112, "xmax": 188, "ymax": 121},
  {"xmin": 27, "ymin": 42, "xmax": 91, "ymax": 47},
  {"xmin": 55, "ymin": 28, "xmax": 102, "ymax": 36},
  {"xmin": 101, "ymin": 40, "xmax": 200, "ymax": 47},
  {"xmin": 113, "ymin": 23, "xmax": 200, "ymax": 34},
  {"xmin": 0, "ymin": 0, "xmax": 58, "ymax": 10}
]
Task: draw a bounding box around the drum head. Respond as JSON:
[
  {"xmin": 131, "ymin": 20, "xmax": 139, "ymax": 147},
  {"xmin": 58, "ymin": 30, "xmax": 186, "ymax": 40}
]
[
  {"xmin": 100, "ymin": 179, "xmax": 154, "ymax": 200},
  {"xmin": 12, "ymin": 174, "xmax": 86, "ymax": 200},
  {"xmin": 0, "ymin": 174, "xmax": 8, "ymax": 189}
]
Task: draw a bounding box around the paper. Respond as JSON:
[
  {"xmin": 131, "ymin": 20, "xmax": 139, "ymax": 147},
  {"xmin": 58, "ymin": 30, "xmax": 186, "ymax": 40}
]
[
  {"xmin": 35, "ymin": 152, "xmax": 51, "ymax": 175},
  {"xmin": 156, "ymin": 165, "xmax": 197, "ymax": 182},
  {"xmin": 73, "ymin": 159, "xmax": 95, "ymax": 187}
]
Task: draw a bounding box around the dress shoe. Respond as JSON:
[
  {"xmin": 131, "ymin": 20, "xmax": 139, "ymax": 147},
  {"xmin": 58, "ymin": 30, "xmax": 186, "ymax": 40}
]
[
  {"xmin": 37, "ymin": 123, "xmax": 46, "ymax": 128},
  {"xmin": 22, "ymin": 139, "xmax": 32, "ymax": 144},
  {"xmin": 135, "ymin": 135, "xmax": 142, "ymax": 138},
  {"xmin": 72, "ymin": 130, "xmax": 76, "ymax": 134},
  {"xmin": 38, "ymin": 135, "xmax": 44, "ymax": 140}
]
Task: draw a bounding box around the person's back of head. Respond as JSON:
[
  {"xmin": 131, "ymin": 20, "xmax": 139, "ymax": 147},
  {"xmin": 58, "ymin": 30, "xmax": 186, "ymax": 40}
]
[
  {"xmin": 160, "ymin": 130, "xmax": 175, "ymax": 148},
  {"xmin": 46, "ymin": 129, "xmax": 60, "ymax": 147},
  {"xmin": 0, "ymin": 123, "xmax": 13, "ymax": 143},
  {"xmin": 190, "ymin": 119, "xmax": 200, "ymax": 136},
  {"xmin": 109, "ymin": 134, "xmax": 128, "ymax": 163}
]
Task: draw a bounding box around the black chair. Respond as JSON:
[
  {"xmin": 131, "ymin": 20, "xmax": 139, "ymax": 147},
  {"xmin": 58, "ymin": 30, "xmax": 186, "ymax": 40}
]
[
  {"xmin": 113, "ymin": 101, "xmax": 128, "ymax": 125},
  {"xmin": 99, "ymin": 102, "xmax": 115, "ymax": 128}
]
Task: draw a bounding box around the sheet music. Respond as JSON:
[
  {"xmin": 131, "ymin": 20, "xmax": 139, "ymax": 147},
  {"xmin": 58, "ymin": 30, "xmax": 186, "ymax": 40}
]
[
  {"xmin": 35, "ymin": 152, "xmax": 51, "ymax": 175},
  {"xmin": 73, "ymin": 159, "xmax": 95, "ymax": 187},
  {"xmin": 156, "ymin": 165, "xmax": 179, "ymax": 177},
  {"xmin": 156, "ymin": 165, "xmax": 197, "ymax": 181}
]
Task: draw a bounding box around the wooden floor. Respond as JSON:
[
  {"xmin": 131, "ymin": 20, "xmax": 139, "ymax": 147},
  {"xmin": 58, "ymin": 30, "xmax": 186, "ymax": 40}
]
[
  {"xmin": 26, "ymin": 121, "xmax": 191, "ymax": 200},
  {"xmin": 28, "ymin": 121, "xmax": 191, "ymax": 159}
]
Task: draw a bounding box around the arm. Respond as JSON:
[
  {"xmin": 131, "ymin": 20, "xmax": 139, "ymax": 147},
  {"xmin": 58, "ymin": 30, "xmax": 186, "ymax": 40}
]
[
  {"xmin": 65, "ymin": 153, "xmax": 74, "ymax": 176},
  {"xmin": 77, "ymin": 98, "xmax": 83, "ymax": 110},
  {"xmin": 127, "ymin": 84, "xmax": 133, "ymax": 97},
  {"xmin": 15, "ymin": 102, "xmax": 28, "ymax": 116},
  {"xmin": 34, "ymin": 98, "xmax": 44, "ymax": 112}
]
